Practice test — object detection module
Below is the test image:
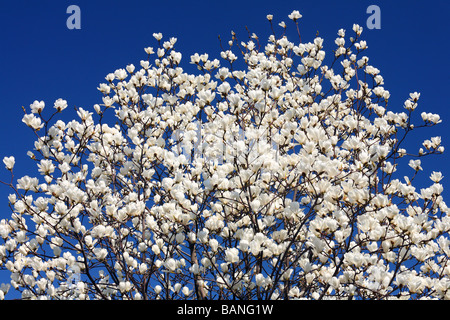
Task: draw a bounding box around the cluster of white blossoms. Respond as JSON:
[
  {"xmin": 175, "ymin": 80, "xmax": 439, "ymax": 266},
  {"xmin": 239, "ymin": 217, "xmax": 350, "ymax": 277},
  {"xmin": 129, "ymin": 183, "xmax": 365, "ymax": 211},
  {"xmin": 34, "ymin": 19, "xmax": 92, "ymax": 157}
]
[{"xmin": 0, "ymin": 11, "xmax": 448, "ymax": 300}]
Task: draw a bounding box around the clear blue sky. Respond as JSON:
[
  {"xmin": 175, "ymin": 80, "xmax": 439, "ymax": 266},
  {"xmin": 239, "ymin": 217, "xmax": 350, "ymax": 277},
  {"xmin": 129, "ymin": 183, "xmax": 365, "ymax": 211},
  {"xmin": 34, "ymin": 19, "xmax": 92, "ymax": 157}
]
[{"xmin": 0, "ymin": 0, "xmax": 449, "ymax": 299}]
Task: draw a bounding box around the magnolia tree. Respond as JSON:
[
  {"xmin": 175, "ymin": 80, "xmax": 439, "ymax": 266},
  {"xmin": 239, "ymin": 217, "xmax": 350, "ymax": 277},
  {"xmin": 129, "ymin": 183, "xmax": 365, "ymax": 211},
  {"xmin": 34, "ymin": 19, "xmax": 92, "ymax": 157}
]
[{"xmin": 0, "ymin": 11, "xmax": 449, "ymax": 300}]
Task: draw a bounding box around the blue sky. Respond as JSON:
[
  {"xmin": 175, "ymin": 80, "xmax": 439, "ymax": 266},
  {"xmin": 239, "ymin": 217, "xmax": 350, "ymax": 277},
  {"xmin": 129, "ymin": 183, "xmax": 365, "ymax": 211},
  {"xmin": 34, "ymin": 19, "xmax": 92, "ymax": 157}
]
[{"xmin": 0, "ymin": 0, "xmax": 449, "ymax": 299}]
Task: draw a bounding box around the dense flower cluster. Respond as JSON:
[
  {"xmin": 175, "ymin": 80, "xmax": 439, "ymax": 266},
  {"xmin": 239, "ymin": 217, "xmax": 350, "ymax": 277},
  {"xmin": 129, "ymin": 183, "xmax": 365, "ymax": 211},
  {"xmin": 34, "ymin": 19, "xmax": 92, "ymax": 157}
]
[{"xmin": 0, "ymin": 11, "xmax": 448, "ymax": 300}]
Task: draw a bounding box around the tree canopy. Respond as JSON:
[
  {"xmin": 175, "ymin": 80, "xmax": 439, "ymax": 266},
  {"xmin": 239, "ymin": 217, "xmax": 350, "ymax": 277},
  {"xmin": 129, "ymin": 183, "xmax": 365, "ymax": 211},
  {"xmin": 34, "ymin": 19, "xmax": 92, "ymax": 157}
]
[{"xmin": 0, "ymin": 11, "xmax": 448, "ymax": 300}]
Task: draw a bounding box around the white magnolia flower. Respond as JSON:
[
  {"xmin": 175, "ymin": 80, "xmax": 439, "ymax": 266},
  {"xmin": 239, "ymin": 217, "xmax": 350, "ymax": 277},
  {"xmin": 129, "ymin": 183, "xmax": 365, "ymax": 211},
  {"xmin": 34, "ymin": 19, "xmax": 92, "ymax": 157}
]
[
  {"xmin": 22, "ymin": 114, "xmax": 43, "ymax": 130},
  {"xmin": 427, "ymin": 113, "xmax": 441, "ymax": 124},
  {"xmin": 16, "ymin": 175, "xmax": 39, "ymax": 191},
  {"xmin": 165, "ymin": 258, "xmax": 177, "ymax": 272},
  {"xmin": 430, "ymin": 171, "xmax": 444, "ymax": 183},
  {"xmin": 152, "ymin": 32, "xmax": 163, "ymax": 41},
  {"xmin": 53, "ymin": 98, "xmax": 68, "ymax": 112},
  {"xmin": 288, "ymin": 10, "xmax": 302, "ymax": 21},
  {"xmin": 225, "ymin": 248, "xmax": 240, "ymax": 264},
  {"xmin": 2, "ymin": 156, "xmax": 15, "ymax": 170},
  {"xmin": 408, "ymin": 159, "xmax": 423, "ymax": 171},
  {"xmin": 114, "ymin": 68, "xmax": 127, "ymax": 80},
  {"xmin": 93, "ymin": 248, "xmax": 108, "ymax": 260},
  {"xmin": 37, "ymin": 159, "xmax": 55, "ymax": 175},
  {"xmin": 30, "ymin": 100, "xmax": 45, "ymax": 114},
  {"xmin": 352, "ymin": 23, "xmax": 363, "ymax": 35}
]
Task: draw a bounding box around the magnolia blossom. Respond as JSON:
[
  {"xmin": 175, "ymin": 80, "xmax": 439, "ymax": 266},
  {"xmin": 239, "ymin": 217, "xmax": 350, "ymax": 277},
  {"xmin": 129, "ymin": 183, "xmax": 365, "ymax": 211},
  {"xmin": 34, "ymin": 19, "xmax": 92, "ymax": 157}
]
[
  {"xmin": 225, "ymin": 248, "xmax": 240, "ymax": 264},
  {"xmin": 22, "ymin": 114, "xmax": 43, "ymax": 130},
  {"xmin": 0, "ymin": 11, "xmax": 448, "ymax": 301},
  {"xmin": 430, "ymin": 171, "xmax": 444, "ymax": 183},
  {"xmin": 30, "ymin": 100, "xmax": 45, "ymax": 114},
  {"xmin": 2, "ymin": 157, "xmax": 14, "ymax": 170},
  {"xmin": 53, "ymin": 98, "xmax": 68, "ymax": 112},
  {"xmin": 288, "ymin": 10, "xmax": 302, "ymax": 21}
]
